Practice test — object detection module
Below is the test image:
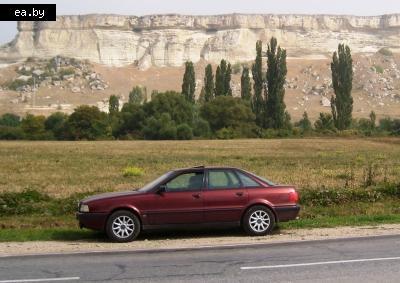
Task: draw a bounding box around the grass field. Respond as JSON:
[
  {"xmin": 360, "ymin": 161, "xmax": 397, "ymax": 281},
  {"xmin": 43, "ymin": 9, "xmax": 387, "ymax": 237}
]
[
  {"xmin": 0, "ymin": 138, "xmax": 399, "ymax": 241},
  {"xmin": 1, "ymin": 138, "xmax": 399, "ymax": 196}
]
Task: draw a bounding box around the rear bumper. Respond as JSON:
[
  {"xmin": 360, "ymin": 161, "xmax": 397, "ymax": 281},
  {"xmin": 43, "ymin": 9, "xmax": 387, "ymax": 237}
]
[
  {"xmin": 76, "ymin": 212, "xmax": 108, "ymax": 231},
  {"xmin": 274, "ymin": 205, "xmax": 300, "ymax": 222}
]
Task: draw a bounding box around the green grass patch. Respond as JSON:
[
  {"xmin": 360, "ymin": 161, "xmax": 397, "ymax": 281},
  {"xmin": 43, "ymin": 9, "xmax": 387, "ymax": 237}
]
[
  {"xmin": 0, "ymin": 228, "xmax": 104, "ymax": 242},
  {"xmin": 122, "ymin": 166, "xmax": 145, "ymax": 177}
]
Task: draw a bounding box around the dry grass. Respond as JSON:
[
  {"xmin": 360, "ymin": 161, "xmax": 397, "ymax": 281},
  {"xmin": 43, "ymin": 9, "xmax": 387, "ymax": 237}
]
[{"xmin": 0, "ymin": 138, "xmax": 399, "ymax": 197}]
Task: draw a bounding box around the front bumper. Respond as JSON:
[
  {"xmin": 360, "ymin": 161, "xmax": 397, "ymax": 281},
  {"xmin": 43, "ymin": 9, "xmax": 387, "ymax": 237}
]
[
  {"xmin": 76, "ymin": 212, "xmax": 108, "ymax": 231},
  {"xmin": 274, "ymin": 205, "xmax": 300, "ymax": 222}
]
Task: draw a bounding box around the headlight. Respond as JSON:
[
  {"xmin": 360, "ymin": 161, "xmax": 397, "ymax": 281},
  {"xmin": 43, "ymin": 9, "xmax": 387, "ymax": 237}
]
[{"xmin": 79, "ymin": 204, "xmax": 90, "ymax": 213}]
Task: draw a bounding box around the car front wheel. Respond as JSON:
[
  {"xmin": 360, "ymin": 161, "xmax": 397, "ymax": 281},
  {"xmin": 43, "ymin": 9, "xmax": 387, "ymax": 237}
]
[
  {"xmin": 106, "ymin": 210, "xmax": 141, "ymax": 242},
  {"xmin": 243, "ymin": 205, "xmax": 275, "ymax": 236}
]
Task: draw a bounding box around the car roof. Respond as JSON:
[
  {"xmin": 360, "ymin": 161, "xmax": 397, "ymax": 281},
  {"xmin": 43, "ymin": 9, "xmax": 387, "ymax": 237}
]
[{"xmin": 173, "ymin": 166, "xmax": 241, "ymax": 172}]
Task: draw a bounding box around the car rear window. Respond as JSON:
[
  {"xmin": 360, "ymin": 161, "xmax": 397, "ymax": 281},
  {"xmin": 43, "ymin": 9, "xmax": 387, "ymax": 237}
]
[{"xmin": 236, "ymin": 171, "xmax": 261, "ymax": 187}]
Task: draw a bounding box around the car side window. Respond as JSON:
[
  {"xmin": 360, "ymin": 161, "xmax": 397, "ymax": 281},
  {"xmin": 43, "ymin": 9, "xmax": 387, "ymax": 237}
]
[
  {"xmin": 165, "ymin": 172, "xmax": 204, "ymax": 191},
  {"xmin": 208, "ymin": 170, "xmax": 241, "ymax": 189},
  {"xmin": 236, "ymin": 171, "xmax": 260, "ymax": 187}
]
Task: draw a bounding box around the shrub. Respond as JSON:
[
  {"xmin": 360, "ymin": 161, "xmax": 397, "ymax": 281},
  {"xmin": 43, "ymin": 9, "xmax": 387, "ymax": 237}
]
[
  {"xmin": 0, "ymin": 113, "xmax": 20, "ymax": 127},
  {"xmin": 372, "ymin": 65, "xmax": 384, "ymax": 74},
  {"xmin": 378, "ymin": 48, "xmax": 393, "ymax": 56},
  {"xmin": 0, "ymin": 126, "xmax": 25, "ymax": 140},
  {"xmin": 314, "ymin": 113, "xmax": 336, "ymax": 133},
  {"xmin": 193, "ymin": 118, "xmax": 211, "ymax": 138},
  {"xmin": 143, "ymin": 113, "xmax": 177, "ymax": 140},
  {"xmin": 216, "ymin": 127, "xmax": 236, "ymax": 139},
  {"xmin": 64, "ymin": 105, "xmax": 111, "ymax": 140},
  {"xmin": 232, "ymin": 62, "xmax": 242, "ymax": 74},
  {"xmin": 123, "ymin": 166, "xmax": 145, "ymax": 177},
  {"xmin": 6, "ymin": 79, "xmax": 28, "ymax": 91},
  {"xmin": 176, "ymin": 123, "xmax": 193, "ymax": 140},
  {"xmin": 200, "ymin": 96, "xmax": 256, "ymax": 133}
]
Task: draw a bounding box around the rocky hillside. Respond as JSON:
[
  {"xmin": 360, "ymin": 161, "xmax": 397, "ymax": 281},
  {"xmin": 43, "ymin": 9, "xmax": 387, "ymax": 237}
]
[{"xmin": 1, "ymin": 14, "xmax": 400, "ymax": 67}]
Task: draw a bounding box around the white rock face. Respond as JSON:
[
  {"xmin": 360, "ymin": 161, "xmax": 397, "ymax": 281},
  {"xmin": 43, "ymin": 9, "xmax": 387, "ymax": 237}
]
[{"xmin": 1, "ymin": 14, "xmax": 400, "ymax": 68}]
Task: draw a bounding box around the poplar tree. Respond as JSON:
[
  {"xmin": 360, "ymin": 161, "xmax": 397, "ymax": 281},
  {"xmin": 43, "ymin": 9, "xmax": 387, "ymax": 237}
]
[
  {"xmin": 331, "ymin": 44, "xmax": 353, "ymax": 130},
  {"xmin": 215, "ymin": 59, "xmax": 232, "ymax": 96},
  {"xmin": 181, "ymin": 61, "xmax": 196, "ymax": 103},
  {"xmin": 265, "ymin": 37, "xmax": 288, "ymax": 129},
  {"xmin": 204, "ymin": 64, "xmax": 214, "ymax": 102},
  {"xmin": 241, "ymin": 67, "xmax": 252, "ymax": 101},
  {"xmin": 251, "ymin": 40, "xmax": 264, "ymax": 126}
]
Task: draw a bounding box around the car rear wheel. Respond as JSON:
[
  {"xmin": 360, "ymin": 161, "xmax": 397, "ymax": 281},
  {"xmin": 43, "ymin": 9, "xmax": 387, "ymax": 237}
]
[
  {"xmin": 106, "ymin": 210, "xmax": 141, "ymax": 242},
  {"xmin": 243, "ymin": 205, "xmax": 275, "ymax": 236}
]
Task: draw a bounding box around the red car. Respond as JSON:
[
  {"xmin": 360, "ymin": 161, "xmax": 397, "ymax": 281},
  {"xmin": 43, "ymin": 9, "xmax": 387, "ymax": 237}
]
[{"xmin": 77, "ymin": 166, "xmax": 300, "ymax": 242}]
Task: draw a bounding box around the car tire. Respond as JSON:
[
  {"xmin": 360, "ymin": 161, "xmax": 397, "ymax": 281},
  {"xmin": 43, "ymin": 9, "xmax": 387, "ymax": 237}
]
[
  {"xmin": 243, "ymin": 205, "xmax": 275, "ymax": 236},
  {"xmin": 106, "ymin": 210, "xmax": 141, "ymax": 242}
]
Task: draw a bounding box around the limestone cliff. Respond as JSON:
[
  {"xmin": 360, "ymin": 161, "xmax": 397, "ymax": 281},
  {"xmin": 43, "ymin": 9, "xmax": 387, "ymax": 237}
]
[{"xmin": 1, "ymin": 13, "xmax": 400, "ymax": 68}]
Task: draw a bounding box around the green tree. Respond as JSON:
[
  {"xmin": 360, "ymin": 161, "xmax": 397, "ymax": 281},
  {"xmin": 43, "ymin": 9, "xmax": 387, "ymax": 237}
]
[
  {"xmin": 176, "ymin": 123, "xmax": 193, "ymax": 140},
  {"xmin": 241, "ymin": 67, "xmax": 252, "ymax": 101},
  {"xmin": 295, "ymin": 111, "xmax": 312, "ymax": 132},
  {"xmin": 204, "ymin": 64, "xmax": 214, "ymax": 102},
  {"xmin": 21, "ymin": 114, "xmax": 48, "ymax": 140},
  {"xmin": 200, "ymin": 96, "xmax": 256, "ymax": 137},
  {"xmin": 265, "ymin": 37, "xmax": 288, "ymax": 129},
  {"xmin": 143, "ymin": 113, "xmax": 177, "ymax": 140},
  {"xmin": 0, "ymin": 113, "xmax": 20, "ymax": 127},
  {"xmin": 314, "ymin": 113, "xmax": 336, "ymax": 133},
  {"xmin": 331, "ymin": 44, "xmax": 353, "ymax": 130},
  {"xmin": 252, "ymin": 40, "xmax": 264, "ymax": 126},
  {"xmin": 45, "ymin": 112, "xmax": 68, "ymax": 140},
  {"xmin": 215, "ymin": 59, "xmax": 232, "ymax": 96},
  {"xmin": 65, "ymin": 105, "xmax": 110, "ymax": 140},
  {"xmin": 129, "ymin": 86, "xmax": 146, "ymax": 104},
  {"xmin": 181, "ymin": 61, "xmax": 196, "ymax": 103},
  {"xmin": 144, "ymin": 91, "xmax": 194, "ymax": 126},
  {"xmin": 115, "ymin": 103, "xmax": 146, "ymax": 138},
  {"xmin": 109, "ymin": 95, "xmax": 119, "ymax": 115}
]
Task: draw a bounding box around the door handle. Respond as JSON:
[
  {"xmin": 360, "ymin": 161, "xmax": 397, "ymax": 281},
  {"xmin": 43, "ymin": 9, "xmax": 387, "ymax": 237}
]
[
  {"xmin": 192, "ymin": 193, "xmax": 201, "ymax": 199},
  {"xmin": 236, "ymin": 192, "xmax": 244, "ymax": 197}
]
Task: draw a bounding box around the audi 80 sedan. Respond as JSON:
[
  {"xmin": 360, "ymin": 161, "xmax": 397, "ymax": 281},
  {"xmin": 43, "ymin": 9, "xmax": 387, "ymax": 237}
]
[{"xmin": 77, "ymin": 166, "xmax": 300, "ymax": 242}]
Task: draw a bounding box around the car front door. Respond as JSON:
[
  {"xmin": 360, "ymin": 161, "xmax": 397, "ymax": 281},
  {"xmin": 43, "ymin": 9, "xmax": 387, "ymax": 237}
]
[
  {"xmin": 203, "ymin": 169, "xmax": 248, "ymax": 223},
  {"xmin": 146, "ymin": 170, "xmax": 205, "ymax": 225}
]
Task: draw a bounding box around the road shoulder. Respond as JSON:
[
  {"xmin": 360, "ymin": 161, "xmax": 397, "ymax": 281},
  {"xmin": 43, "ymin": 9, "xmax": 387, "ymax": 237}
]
[{"xmin": 1, "ymin": 224, "xmax": 400, "ymax": 257}]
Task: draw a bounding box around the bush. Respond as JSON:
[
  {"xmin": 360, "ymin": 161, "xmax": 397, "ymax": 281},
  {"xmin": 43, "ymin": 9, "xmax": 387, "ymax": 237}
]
[
  {"xmin": 45, "ymin": 112, "xmax": 68, "ymax": 140},
  {"xmin": 176, "ymin": 123, "xmax": 193, "ymax": 140},
  {"xmin": 0, "ymin": 126, "xmax": 25, "ymax": 140},
  {"xmin": 193, "ymin": 118, "xmax": 211, "ymax": 138},
  {"xmin": 314, "ymin": 113, "xmax": 336, "ymax": 133},
  {"xmin": 64, "ymin": 105, "xmax": 111, "ymax": 140},
  {"xmin": 232, "ymin": 62, "xmax": 242, "ymax": 74},
  {"xmin": 300, "ymin": 184, "xmax": 400, "ymax": 207},
  {"xmin": 143, "ymin": 113, "xmax": 177, "ymax": 140},
  {"xmin": 372, "ymin": 65, "xmax": 384, "ymax": 74},
  {"xmin": 378, "ymin": 48, "xmax": 393, "ymax": 56},
  {"xmin": 0, "ymin": 113, "xmax": 20, "ymax": 127},
  {"xmin": 200, "ymin": 96, "xmax": 256, "ymax": 133},
  {"xmin": 216, "ymin": 127, "xmax": 236, "ymax": 139},
  {"xmin": 123, "ymin": 166, "xmax": 145, "ymax": 177},
  {"xmin": 6, "ymin": 79, "xmax": 29, "ymax": 91}
]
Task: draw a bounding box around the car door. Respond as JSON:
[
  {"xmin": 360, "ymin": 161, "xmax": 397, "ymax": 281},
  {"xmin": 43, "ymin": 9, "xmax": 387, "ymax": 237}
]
[
  {"xmin": 203, "ymin": 169, "xmax": 248, "ymax": 223},
  {"xmin": 146, "ymin": 170, "xmax": 205, "ymax": 225}
]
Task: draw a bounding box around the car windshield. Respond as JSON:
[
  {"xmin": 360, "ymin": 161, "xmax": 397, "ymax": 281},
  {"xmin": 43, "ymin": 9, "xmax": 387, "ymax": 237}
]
[{"xmin": 137, "ymin": 171, "xmax": 174, "ymax": 192}]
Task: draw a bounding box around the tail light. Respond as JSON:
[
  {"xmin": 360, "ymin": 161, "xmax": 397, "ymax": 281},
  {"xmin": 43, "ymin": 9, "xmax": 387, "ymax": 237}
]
[{"xmin": 288, "ymin": 190, "xmax": 299, "ymax": 203}]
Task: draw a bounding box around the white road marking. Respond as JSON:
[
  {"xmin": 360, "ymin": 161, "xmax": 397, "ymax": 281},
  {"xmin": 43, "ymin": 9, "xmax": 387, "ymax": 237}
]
[
  {"xmin": 241, "ymin": 256, "xmax": 400, "ymax": 270},
  {"xmin": 0, "ymin": 277, "xmax": 80, "ymax": 283}
]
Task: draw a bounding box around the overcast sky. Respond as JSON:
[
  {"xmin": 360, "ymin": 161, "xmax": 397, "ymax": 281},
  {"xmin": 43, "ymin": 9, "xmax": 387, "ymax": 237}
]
[{"xmin": 1, "ymin": 0, "xmax": 400, "ymax": 44}]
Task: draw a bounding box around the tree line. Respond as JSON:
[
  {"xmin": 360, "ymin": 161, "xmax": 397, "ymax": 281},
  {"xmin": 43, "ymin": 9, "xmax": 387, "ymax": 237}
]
[{"xmin": 0, "ymin": 38, "xmax": 399, "ymax": 140}]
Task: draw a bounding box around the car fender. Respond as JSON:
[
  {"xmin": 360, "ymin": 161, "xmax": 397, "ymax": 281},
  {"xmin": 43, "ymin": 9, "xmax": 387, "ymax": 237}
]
[
  {"xmin": 242, "ymin": 198, "xmax": 278, "ymax": 220},
  {"xmin": 108, "ymin": 204, "xmax": 143, "ymax": 223}
]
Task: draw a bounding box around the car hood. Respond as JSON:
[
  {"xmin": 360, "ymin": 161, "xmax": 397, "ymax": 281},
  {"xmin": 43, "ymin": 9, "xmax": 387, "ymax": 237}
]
[{"xmin": 82, "ymin": 190, "xmax": 144, "ymax": 203}]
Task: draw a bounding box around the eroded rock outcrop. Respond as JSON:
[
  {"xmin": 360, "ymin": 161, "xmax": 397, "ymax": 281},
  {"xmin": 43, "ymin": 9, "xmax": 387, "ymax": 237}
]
[{"xmin": 1, "ymin": 14, "xmax": 400, "ymax": 68}]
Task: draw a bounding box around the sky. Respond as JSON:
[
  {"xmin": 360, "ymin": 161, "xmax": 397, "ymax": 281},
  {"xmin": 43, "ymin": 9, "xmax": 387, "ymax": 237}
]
[{"xmin": 1, "ymin": 0, "xmax": 400, "ymax": 44}]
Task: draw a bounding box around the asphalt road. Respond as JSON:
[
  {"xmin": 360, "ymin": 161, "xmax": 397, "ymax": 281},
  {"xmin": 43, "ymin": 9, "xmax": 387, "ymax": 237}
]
[{"xmin": 1, "ymin": 235, "xmax": 400, "ymax": 283}]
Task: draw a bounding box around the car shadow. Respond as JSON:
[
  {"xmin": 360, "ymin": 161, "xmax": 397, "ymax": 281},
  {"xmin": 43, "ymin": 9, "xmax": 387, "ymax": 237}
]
[{"xmin": 49, "ymin": 225, "xmax": 284, "ymax": 243}]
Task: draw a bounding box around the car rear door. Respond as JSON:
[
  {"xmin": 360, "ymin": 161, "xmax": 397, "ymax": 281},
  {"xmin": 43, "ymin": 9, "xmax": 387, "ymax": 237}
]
[
  {"xmin": 202, "ymin": 169, "xmax": 248, "ymax": 223},
  {"xmin": 146, "ymin": 170, "xmax": 205, "ymax": 225}
]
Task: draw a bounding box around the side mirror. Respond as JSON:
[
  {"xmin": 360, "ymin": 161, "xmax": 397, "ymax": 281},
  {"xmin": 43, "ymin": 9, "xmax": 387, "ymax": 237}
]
[{"xmin": 156, "ymin": 184, "xmax": 167, "ymax": 194}]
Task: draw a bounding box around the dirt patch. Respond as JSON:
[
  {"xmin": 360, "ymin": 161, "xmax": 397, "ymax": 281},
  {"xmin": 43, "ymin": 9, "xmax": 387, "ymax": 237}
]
[{"xmin": 1, "ymin": 224, "xmax": 400, "ymax": 257}]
